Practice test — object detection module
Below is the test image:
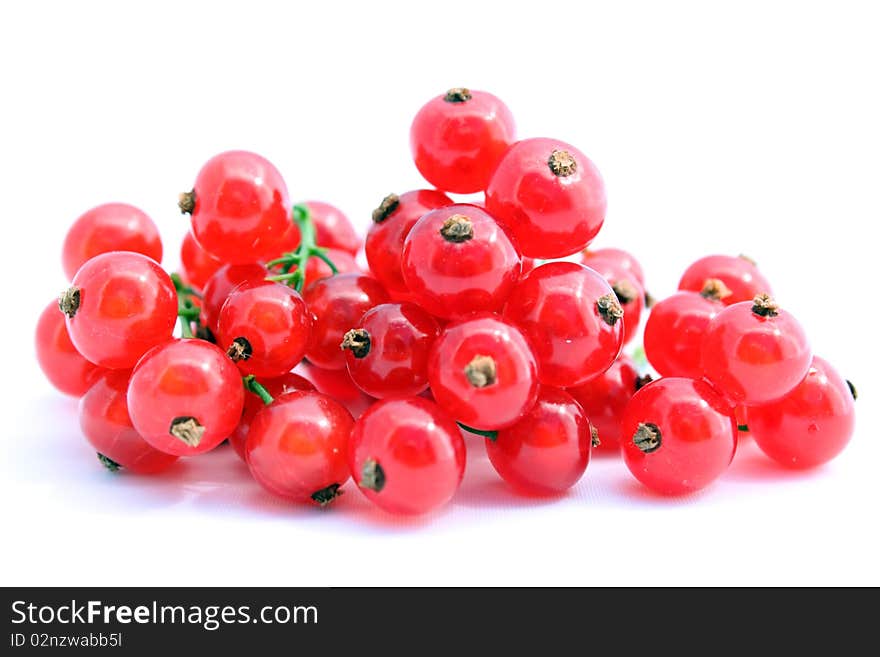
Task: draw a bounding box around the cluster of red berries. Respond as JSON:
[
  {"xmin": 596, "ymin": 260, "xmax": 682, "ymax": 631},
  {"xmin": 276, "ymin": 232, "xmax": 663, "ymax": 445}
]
[{"xmin": 35, "ymin": 87, "xmax": 856, "ymax": 514}]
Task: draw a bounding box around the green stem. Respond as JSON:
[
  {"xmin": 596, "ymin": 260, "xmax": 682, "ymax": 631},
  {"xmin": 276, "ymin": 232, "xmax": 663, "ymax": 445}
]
[
  {"xmin": 179, "ymin": 316, "xmax": 194, "ymax": 339},
  {"xmin": 457, "ymin": 422, "xmax": 498, "ymax": 441},
  {"xmin": 172, "ymin": 272, "xmax": 203, "ymax": 339},
  {"xmin": 243, "ymin": 375, "xmax": 274, "ymax": 406},
  {"xmin": 265, "ymin": 204, "xmax": 338, "ymax": 292}
]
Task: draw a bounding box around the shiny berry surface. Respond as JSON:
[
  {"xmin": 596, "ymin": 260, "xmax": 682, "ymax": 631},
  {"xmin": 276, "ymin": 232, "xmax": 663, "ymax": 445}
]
[
  {"xmin": 180, "ymin": 230, "xmax": 222, "ymax": 290},
  {"xmin": 581, "ymin": 247, "xmax": 645, "ymax": 285},
  {"xmin": 79, "ymin": 370, "xmax": 178, "ymax": 474},
  {"xmin": 365, "ymin": 190, "xmax": 452, "ymax": 297},
  {"xmin": 62, "ymin": 203, "xmax": 163, "ymax": 281},
  {"xmin": 644, "ymin": 291, "xmax": 722, "ymax": 379},
  {"xmin": 568, "ymin": 355, "xmax": 639, "ymax": 451},
  {"xmin": 65, "ymin": 251, "xmax": 177, "ymax": 369},
  {"xmin": 307, "ymin": 200, "xmax": 361, "ymax": 256},
  {"xmin": 185, "ymin": 150, "xmax": 290, "ymax": 264},
  {"xmin": 127, "ymin": 339, "xmax": 244, "ymax": 456},
  {"xmin": 228, "ymin": 373, "xmax": 315, "ymax": 461},
  {"xmin": 701, "ymin": 297, "xmax": 812, "ymax": 405},
  {"xmin": 679, "ymin": 255, "xmax": 772, "ymax": 306},
  {"xmin": 503, "ymin": 262, "xmax": 623, "ymax": 387},
  {"xmin": 35, "ymin": 300, "xmax": 103, "ymax": 396},
  {"xmin": 201, "ymin": 263, "xmax": 268, "ymax": 332},
  {"xmin": 410, "ymin": 88, "xmax": 516, "ymax": 193},
  {"xmin": 303, "ymin": 273, "xmax": 389, "ymax": 370},
  {"xmin": 246, "ymin": 391, "xmax": 354, "ymax": 504},
  {"xmin": 487, "ymin": 387, "xmax": 592, "ymax": 494},
  {"xmin": 748, "ymin": 356, "xmax": 855, "ymax": 469},
  {"xmin": 217, "ymin": 281, "xmax": 312, "ymax": 378},
  {"xmin": 342, "ymin": 302, "xmax": 440, "ymax": 398},
  {"xmin": 621, "ymin": 377, "xmax": 737, "ymax": 495},
  {"xmin": 428, "ymin": 314, "xmax": 538, "ymax": 430},
  {"xmin": 401, "ymin": 205, "xmax": 521, "ymax": 319},
  {"xmin": 348, "ymin": 397, "xmax": 465, "ymax": 515},
  {"xmin": 486, "ymin": 137, "xmax": 606, "ymax": 258}
]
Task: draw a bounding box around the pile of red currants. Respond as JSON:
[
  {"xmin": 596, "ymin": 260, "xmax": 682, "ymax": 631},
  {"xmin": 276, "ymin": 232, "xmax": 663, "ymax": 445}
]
[{"xmin": 35, "ymin": 87, "xmax": 856, "ymax": 514}]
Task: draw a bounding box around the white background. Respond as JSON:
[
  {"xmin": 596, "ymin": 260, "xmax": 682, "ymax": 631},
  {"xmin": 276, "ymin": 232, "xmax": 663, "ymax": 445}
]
[{"xmin": 1, "ymin": 1, "xmax": 878, "ymax": 586}]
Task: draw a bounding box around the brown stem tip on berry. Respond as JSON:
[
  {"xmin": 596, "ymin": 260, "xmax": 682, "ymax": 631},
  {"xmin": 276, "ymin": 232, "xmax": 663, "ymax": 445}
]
[
  {"xmin": 464, "ymin": 355, "xmax": 497, "ymax": 388},
  {"xmin": 591, "ymin": 426, "xmax": 601, "ymax": 448},
  {"xmin": 340, "ymin": 328, "xmax": 371, "ymax": 359},
  {"xmin": 97, "ymin": 453, "xmax": 120, "ymax": 472},
  {"xmin": 634, "ymin": 374, "xmax": 654, "ymax": 392},
  {"xmin": 751, "ymin": 293, "xmax": 780, "ymax": 318},
  {"xmin": 548, "ymin": 149, "xmax": 578, "ymax": 177},
  {"xmin": 311, "ymin": 483, "xmax": 343, "ymax": 507},
  {"xmin": 169, "ymin": 416, "xmax": 205, "ymax": 447},
  {"xmin": 633, "ymin": 422, "xmax": 662, "ymax": 453},
  {"xmin": 701, "ymin": 278, "xmax": 733, "ymax": 302},
  {"xmin": 612, "ymin": 279, "xmax": 638, "ymax": 305},
  {"xmin": 444, "ymin": 87, "xmax": 472, "ymax": 103},
  {"xmin": 440, "ymin": 214, "xmax": 474, "ymax": 243},
  {"xmin": 360, "ymin": 459, "xmax": 386, "ymax": 492},
  {"xmin": 372, "ymin": 193, "xmax": 400, "ymax": 223},
  {"xmin": 59, "ymin": 286, "xmax": 81, "ymax": 318},
  {"xmin": 178, "ymin": 190, "xmax": 196, "ymax": 215},
  {"xmin": 596, "ymin": 293, "xmax": 624, "ymax": 326},
  {"xmin": 226, "ymin": 337, "xmax": 252, "ymax": 362},
  {"xmin": 846, "ymin": 380, "xmax": 858, "ymax": 401},
  {"xmin": 644, "ymin": 290, "xmax": 657, "ymax": 309}
]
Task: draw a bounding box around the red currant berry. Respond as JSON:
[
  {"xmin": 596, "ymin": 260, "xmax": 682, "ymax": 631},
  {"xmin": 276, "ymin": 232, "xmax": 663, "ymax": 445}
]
[
  {"xmin": 486, "ymin": 138, "xmax": 606, "ymax": 258},
  {"xmin": 349, "ymin": 397, "xmax": 465, "ymax": 515},
  {"xmin": 246, "ymin": 391, "xmax": 354, "ymax": 505},
  {"xmin": 428, "ymin": 314, "xmax": 538, "ymax": 430},
  {"xmin": 365, "ymin": 190, "xmax": 452, "ymax": 297},
  {"xmin": 201, "ymin": 263, "xmax": 268, "ymax": 332},
  {"xmin": 62, "ymin": 251, "xmax": 177, "ymax": 369},
  {"xmin": 584, "ymin": 259, "xmax": 645, "ymax": 346},
  {"xmin": 581, "ymin": 247, "xmax": 645, "ymax": 286},
  {"xmin": 410, "ymin": 88, "xmax": 516, "ymax": 194},
  {"xmin": 180, "ymin": 150, "xmax": 290, "ymax": 264},
  {"xmin": 35, "ymin": 300, "xmax": 103, "ymax": 396},
  {"xmin": 503, "ymin": 262, "xmax": 623, "ymax": 388},
  {"xmin": 679, "ymin": 254, "xmax": 772, "ymax": 306},
  {"xmin": 702, "ymin": 295, "xmax": 812, "ymax": 405},
  {"xmin": 300, "ymin": 362, "xmax": 376, "ymax": 418},
  {"xmin": 748, "ymin": 356, "xmax": 855, "ymax": 468},
  {"xmin": 180, "ymin": 230, "xmax": 222, "ymax": 290},
  {"xmin": 487, "ymin": 387, "xmax": 592, "ymax": 495},
  {"xmin": 127, "ymin": 339, "xmax": 244, "ymax": 456},
  {"xmin": 306, "ymin": 200, "xmax": 361, "ymax": 256},
  {"xmin": 643, "ymin": 284, "xmax": 727, "ymax": 379},
  {"xmin": 568, "ymin": 355, "xmax": 640, "ymax": 451},
  {"xmin": 401, "ymin": 205, "xmax": 521, "ymax": 319},
  {"xmin": 228, "ymin": 372, "xmax": 315, "ymax": 461},
  {"xmin": 79, "ymin": 370, "xmax": 178, "ymax": 474},
  {"xmin": 341, "ymin": 302, "xmax": 440, "ymax": 398},
  {"xmin": 303, "ymin": 273, "xmax": 389, "ymax": 370},
  {"xmin": 621, "ymin": 377, "xmax": 737, "ymax": 495},
  {"xmin": 217, "ymin": 281, "xmax": 311, "ymax": 378},
  {"xmin": 62, "ymin": 203, "xmax": 163, "ymax": 281}
]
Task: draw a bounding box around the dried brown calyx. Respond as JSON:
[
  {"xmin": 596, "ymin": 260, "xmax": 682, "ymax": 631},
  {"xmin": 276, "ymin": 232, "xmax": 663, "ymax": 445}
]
[
  {"xmin": 178, "ymin": 190, "xmax": 196, "ymax": 214},
  {"xmin": 340, "ymin": 328, "xmax": 371, "ymax": 359},
  {"xmin": 59, "ymin": 286, "xmax": 81, "ymax": 318},
  {"xmin": 444, "ymin": 88, "xmax": 472, "ymax": 103},
  {"xmin": 359, "ymin": 459, "xmax": 386, "ymax": 492},
  {"xmin": 440, "ymin": 214, "xmax": 474, "ymax": 243},
  {"xmin": 612, "ymin": 279, "xmax": 639, "ymax": 305},
  {"xmin": 591, "ymin": 426, "xmax": 601, "ymax": 448},
  {"xmin": 548, "ymin": 149, "xmax": 578, "ymax": 177},
  {"xmin": 633, "ymin": 422, "xmax": 662, "ymax": 453},
  {"xmin": 597, "ymin": 293, "xmax": 624, "ymax": 326},
  {"xmin": 226, "ymin": 337, "xmax": 252, "ymax": 362},
  {"xmin": 169, "ymin": 416, "xmax": 205, "ymax": 447},
  {"xmin": 372, "ymin": 193, "xmax": 400, "ymax": 223},
  {"xmin": 464, "ymin": 355, "xmax": 497, "ymax": 388},
  {"xmin": 700, "ymin": 278, "xmax": 733, "ymax": 302},
  {"xmin": 751, "ymin": 294, "xmax": 780, "ymax": 318}
]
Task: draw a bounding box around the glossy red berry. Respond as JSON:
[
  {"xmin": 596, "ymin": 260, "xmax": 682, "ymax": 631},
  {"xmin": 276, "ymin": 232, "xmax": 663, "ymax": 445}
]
[
  {"xmin": 62, "ymin": 203, "xmax": 163, "ymax": 281},
  {"xmin": 35, "ymin": 300, "xmax": 103, "ymax": 396},
  {"xmin": 503, "ymin": 262, "xmax": 624, "ymax": 388},
  {"xmin": 679, "ymin": 254, "xmax": 772, "ymax": 306},
  {"xmin": 228, "ymin": 373, "xmax": 315, "ymax": 461},
  {"xmin": 401, "ymin": 205, "xmax": 521, "ymax": 319},
  {"xmin": 487, "ymin": 387, "xmax": 592, "ymax": 495},
  {"xmin": 217, "ymin": 281, "xmax": 312, "ymax": 378},
  {"xmin": 349, "ymin": 397, "xmax": 465, "ymax": 515},
  {"xmin": 306, "ymin": 200, "xmax": 361, "ymax": 256},
  {"xmin": 180, "ymin": 230, "xmax": 222, "ymax": 290},
  {"xmin": 644, "ymin": 287, "xmax": 725, "ymax": 379},
  {"xmin": 701, "ymin": 295, "xmax": 812, "ymax": 405},
  {"xmin": 246, "ymin": 391, "xmax": 354, "ymax": 505},
  {"xmin": 201, "ymin": 263, "xmax": 268, "ymax": 332},
  {"xmin": 621, "ymin": 377, "xmax": 737, "ymax": 495},
  {"xmin": 181, "ymin": 150, "xmax": 290, "ymax": 264},
  {"xmin": 486, "ymin": 137, "xmax": 606, "ymax": 258},
  {"xmin": 365, "ymin": 190, "xmax": 452, "ymax": 297},
  {"xmin": 568, "ymin": 355, "xmax": 640, "ymax": 451},
  {"xmin": 62, "ymin": 251, "xmax": 177, "ymax": 369},
  {"xmin": 410, "ymin": 88, "xmax": 516, "ymax": 194},
  {"xmin": 428, "ymin": 314, "xmax": 538, "ymax": 430},
  {"xmin": 303, "ymin": 273, "xmax": 389, "ymax": 370},
  {"xmin": 748, "ymin": 356, "xmax": 855, "ymax": 468},
  {"xmin": 79, "ymin": 370, "xmax": 178, "ymax": 474},
  {"xmin": 581, "ymin": 247, "xmax": 645, "ymax": 286},
  {"xmin": 127, "ymin": 339, "xmax": 244, "ymax": 456},
  {"xmin": 584, "ymin": 259, "xmax": 645, "ymax": 346},
  {"xmin": 341, "ymin": 302, "xmax": 440, "ymax": 398}
]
